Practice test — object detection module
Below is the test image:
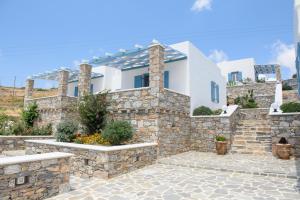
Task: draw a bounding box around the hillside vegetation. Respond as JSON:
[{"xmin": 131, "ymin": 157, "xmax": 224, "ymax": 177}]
[{"xmin": 0, "ymin": 86, "xmax": 57, "ymax": 117}]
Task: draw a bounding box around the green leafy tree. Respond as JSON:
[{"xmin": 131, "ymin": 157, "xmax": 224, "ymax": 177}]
[
  {"xmin": 22, "ymin": 102, "xmax": 39, "ymax": 127},
  {"xmin": 78, "ymin": 91, "xmax": 109, "ymax": 134}
]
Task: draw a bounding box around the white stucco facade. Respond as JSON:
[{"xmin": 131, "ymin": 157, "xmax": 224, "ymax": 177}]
[
  {"xmin": 217, "ymin": 58, "xmax": 256, "ymax": 82},
  {"xmin": 67, "ymin": 41, "xmax": 226, "ymax": 112}
]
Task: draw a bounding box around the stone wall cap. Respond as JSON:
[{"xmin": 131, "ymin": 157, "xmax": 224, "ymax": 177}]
[
  {"xmin": 109, "ymin": 87, "xmax": 150, "ymax": 94},
  {"xmin": 25, "ymin": 140, "xmax": 158, "ymax": 152},
  {"xmin": 0, "ymin": 136, "xmax": 54, "ymax": 139},
  {"xmin": 0, "ymin": 152, "xmax": 74, "ymax": 166},
  {"xmin": 269, "ymin": 112, "xmax": 300, "ymax": 116},
  {"xmin": 164, "ymin": 88, "xmax": 190, "ymax": 97}
]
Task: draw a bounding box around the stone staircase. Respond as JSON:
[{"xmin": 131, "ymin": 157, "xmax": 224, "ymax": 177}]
[{"xmin": 231, "ymin": 108, "xmax": 272, "ymax": 155}]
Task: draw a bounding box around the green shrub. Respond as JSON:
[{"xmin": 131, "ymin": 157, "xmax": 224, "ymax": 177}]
[
  {"xmin": 31, "ymin": 124, "xmax": 52, "ymax": 136},
  {"xmin": 280, "ymin": 102, "xmax": 300, "ymax": 113},
  {"xmin": 216, "ymin": 135, "xmax": 226, "ymax": 142},
  {"xmin": 213, "ymin": 109, "xmax": 222, "ymax": 115},
  {"xmin": 22, "ymin": 102, "xmax": 39, "ymax": 127},
  {"xmin": 193, "ymin": 106, "xmax": 213, "ymax": 116},
  {"xmin": 102, "ymin": 121, "xmax": 133, "ymax": 145},
  {"xmin": 56, "ymin": 121, "xmax": 78, "ymax": 142},
  {"xmin": 282, "ymin": 84, "xmax": 293, "ymax": 91},
  {"xmin": 78, "ymin": 91, "xmax": 109, "ymax": 134},
  {"xmin": 234, "ymin": 90, "xmax": 258, "ymax": 109}
]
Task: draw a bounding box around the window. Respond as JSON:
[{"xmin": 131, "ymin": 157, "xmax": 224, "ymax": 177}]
[
  {"xmin": 228, "ymin": 71, "xmax": 242, "ymax": 82},
  {"xmin": 90, "ymin": 84, "xmax": 94, "ymax": 94},
  {"xmin": 74, "ymin": 86, "xmax": 78, "ymax": 97},
  {"xmin": 211, "ymin": 81, "xmax": 220, "ymax": 103},
  {"xmin": 134, "ymin": 71, "xmax": 169, "ymax": 88}
]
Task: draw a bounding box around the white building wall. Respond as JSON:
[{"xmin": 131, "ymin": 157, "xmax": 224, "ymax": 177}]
[
  {"xmin": 121, "ymin": 59, "xmax": 188, "ymax": 95},
  {"xmin": 217, "ymin": 58, "xmax": 256, "ymax": 82},
  {"xmin": 171, "ymin": 41, "xmax": 226, "ymax": 112}
]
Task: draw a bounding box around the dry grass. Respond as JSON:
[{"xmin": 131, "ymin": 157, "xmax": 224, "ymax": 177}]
[{"xmin": 0, "ymin": 86, "xmax": 57, "ymax": 117}]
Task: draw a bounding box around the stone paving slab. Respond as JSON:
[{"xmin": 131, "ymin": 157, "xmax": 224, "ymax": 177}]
[
  {"xmin": 48, "ymin": 163, "xmax": 300, "ymax": 200},
  {"xmin": 158, "ymin": 151, "xmax": 300, "ymax": 179}
]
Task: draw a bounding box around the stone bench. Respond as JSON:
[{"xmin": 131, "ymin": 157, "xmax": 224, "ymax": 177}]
[{"xmin": 0, "ymin": 152, "xmax": 73, "ymax": 200}]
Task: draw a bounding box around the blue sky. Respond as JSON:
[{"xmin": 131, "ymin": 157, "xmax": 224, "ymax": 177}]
[{"xmin": 0, "ymin": 0, "xmax": 295, "ymax": 87}]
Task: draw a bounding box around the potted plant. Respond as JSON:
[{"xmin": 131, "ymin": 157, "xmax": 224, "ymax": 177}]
[
  {"xmin": 276, "ymin": 137, "xmax": 292, "ymax": 160},
  {"xmin": 215, "ymin": 135, "xmax": 227, "ymax": 155}
]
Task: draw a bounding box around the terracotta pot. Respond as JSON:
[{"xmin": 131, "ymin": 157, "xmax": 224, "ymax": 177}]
[
  {"xmin": 216, "ymin": 141, "xmax": 227, "ymax": 155},
  {"xmin": 276, "ymin": 144, "xmax": 292, "ymax": 160}
]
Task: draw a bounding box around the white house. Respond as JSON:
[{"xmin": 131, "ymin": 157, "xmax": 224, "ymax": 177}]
[
  {"xmin": 218, "ymin": 58, "xmax": 280, "ymax": 83},
  {"xmin": 67, "ymin": 41, "xmax": 226, "ymax": 112},
  {"xmin": 217, "ymin": 58, "xmax": 256, "ymax": 83}
]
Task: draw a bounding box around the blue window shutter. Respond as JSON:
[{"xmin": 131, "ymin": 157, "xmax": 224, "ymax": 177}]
[
  {"xmin": 90, "ymin": 84, "xmax": 94, "ymax": 94},
  {"xmin": 74, "ymin": 86, "xmax": 78, "ymax": 97},
  {"xmin": 164, "ymin": 71, "xmax": 169, "ymax": 88},
  {"xmin": 216, "ymin": 84, "xmax": 219, "ymax": 103},
  {"xmin": 211, "ymin": 81, "xmax": 215, "ymax": 102},
  {"xmin": 228, "ymin": 73, "xmax": 232, "ymax": 81},
  {"xmin": 134, "ymin": 75, "xmax": 142, "ymax": 88},
  {"xmin": 238, "ymin": 71, "xmax": 243, "ymax": 81}
]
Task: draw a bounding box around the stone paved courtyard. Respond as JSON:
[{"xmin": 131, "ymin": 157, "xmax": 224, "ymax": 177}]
[{"xmin": 47, "ymin": 152, "xmax": 300, "ymax": 200}]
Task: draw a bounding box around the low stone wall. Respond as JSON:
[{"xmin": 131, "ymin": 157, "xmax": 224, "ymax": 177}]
[
  {"xmin": 269, "ymin": 113, "xmax": 300, "ymax": 157},
  {"xmin": 190, "ymin": 106, "xmax": 240, "ymax": 152},
  {"xmin": 25, "ymin": 140, "xmax": 158, "ymax": 179},
  {"xmin": 0, "ymin": 152, "xmax": 72, "ymax": 200},
  {"xmin": 227, "ymin": 82, "xmax": 276, "ymax": 108},
  {"xmin": 25, "ymin": 96, "xmax": 78, "ymax": 134},
  {"xmin": 283, "ymin": 78, "xmax": 298, "ymax": 90},
  {"xmin": 0, "ymin": 136, "xmax": 54, "ymax": 153}
]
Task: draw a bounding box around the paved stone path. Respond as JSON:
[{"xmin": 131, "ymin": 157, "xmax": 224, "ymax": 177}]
[
  {"xmin": 158, "ymin": 151, "xmax": 300, "ymax": 179},
  {"xmin": 47, "ymin": 152, "xmax": 300, "ymax": 200}
]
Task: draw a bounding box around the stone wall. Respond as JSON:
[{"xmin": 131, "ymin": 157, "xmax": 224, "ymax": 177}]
[
  {"xmin": 107, "ymin": 88, "xmax": 191, "ymax": 157},
  {"xmin": 269, "ymin": 113, "xmax": 300, "ymax": 157},
  {"xmin": 25, "ymin": 140, "xmax": 157, "ymax": 179},
  {"xmin": 227, "ymin": 82, "xmax": 276, "ymax": 108},
  {"xmin": 283, "ymin": 90, "xmax": 300, "ymax": 103},
  {"xmin": 0, "ymin": 152, "xmax": 72, "ymax": 200},
  {"xmin": 0, "ymin": 136, "xmax": 54, "ymax": 153},
  {"xmin": 190, "ymin": 107, "xmax": 240, "ymax": 152},
  {"xmin": 283, "ymin": 78, "xmax": 298, "ymax": 90},
  {"xmin": 25, "ymin": 96, "xmax": 78, "ymax": 133}
]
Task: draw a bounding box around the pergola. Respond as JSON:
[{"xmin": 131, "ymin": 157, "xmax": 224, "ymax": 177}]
[
  {"xmin": 254, "ymin": 64, "xmax": 281, "ymax": 81},
  {"xmin": 25, "ymin": 65, "xmax": 102, "ymax": 100}
]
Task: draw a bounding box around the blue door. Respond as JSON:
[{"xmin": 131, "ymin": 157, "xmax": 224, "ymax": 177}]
[
  {"xmin": 164, "ymin": 71, "xmax": 169, "ymax": 88},
  {"xmin": 74, "ymin": 86, "xmax": 78, "ymax": 97}
]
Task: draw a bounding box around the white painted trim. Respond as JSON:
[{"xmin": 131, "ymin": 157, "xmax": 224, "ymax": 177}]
[
  {"xmin": 269, "ymin": 112, "xmax": 300, "ymax": 116},
  {"xmin": 191, "ymin": 105, "xmax": 238, "ymax": 118},
  {"xmin": 164, "ymin": 88, "xmax": 190, "ymax": 97},
  {"xmin": 0, "ymin": 152, "xmax": 73, "ymax": 166},
  {"xmin": 0, "ymin": 136, "xmax": 53, "ymax": 138},
  {"xmin": 25, "ymin": 140, "xmax": 158, "ymax": 152},
  {"xmin": 109, "ymin": 87, "xmax": 150, "ymax": 94}
]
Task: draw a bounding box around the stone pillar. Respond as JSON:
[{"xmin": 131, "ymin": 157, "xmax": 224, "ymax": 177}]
[
  {"xmin": 78, "ymin": 63, "xmax": 92, "ymax": 97},
  {"xmin": 275, "ymin": 65, "xmax": 281, "ymax": 81},
  {"xmin": 58, "ymin": 70, "xmax": 69, "ymax": 96},
  {"xmin": 25, "ymin": 79, "xmax": 34, "ymax": 99},
  {"xmin": 149, "ymin": 42, "xmax": 165, "ymax": 92}
]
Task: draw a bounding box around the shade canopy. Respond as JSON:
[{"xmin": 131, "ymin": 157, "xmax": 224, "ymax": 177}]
[
  {"xmin": 89, "ymin": 45, "xmax": 187, "ymax": 71},
  {"xmin": 29, "ymin": 68, "xmax": 103, "ymax": 82},
  {"xmin": 254, "ymin": 64, "xmax": 279, "ymax": 74}
]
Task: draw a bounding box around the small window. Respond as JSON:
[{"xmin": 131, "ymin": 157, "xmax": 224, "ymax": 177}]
[
  {"xmin": 211, "ymin": 81, "xmax": 220, "ymax": 103},
  {"xmin": 90, "ymin": 84, "xmax": 94, "ymax": 94},
  {"xmin": 134, "ymin": 73, "xmax": 149, "ymax": 88},
  {"xmin": 164, "ymin": 71, "xmax": 169, "ymax": 88},
  {"xmin": 74, "ymin": 86, "xmax": 78, "ymax": 97}
]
